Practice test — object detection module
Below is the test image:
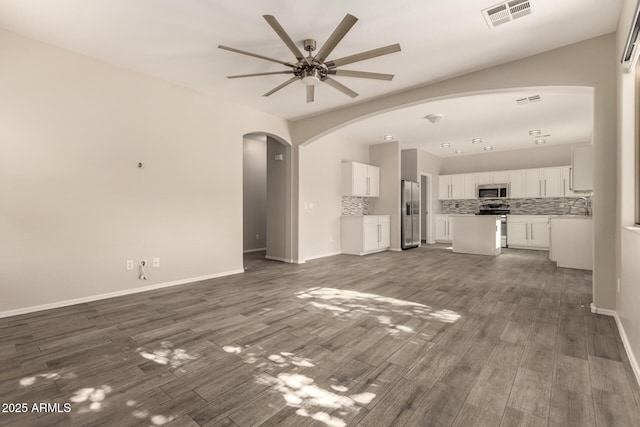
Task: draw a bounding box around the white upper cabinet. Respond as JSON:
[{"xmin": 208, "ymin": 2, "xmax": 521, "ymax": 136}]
[
  {"xmin": 524, "ymin": 167, "xmax": 564, "ymax": 198},
  {"xmin": 464, "ymin": 174, "xmax": 478, "ymax": 199},
  {"xmin": 476, "ymin": 172, "xmax": 494, "ymax": 185},
  {"xmin": 509, "ymin": 170, "xmax": 526, "ymax": 198},
  {"xmin": 561, "ymin": 166, "xmax": 577, "ymax": 196},
  {"xmin": 439, "ymin": 165, "xmax": 575, "ymax": 200},
  {"xmin": 451, "ymin": 174, "xmax": 465, "ymax": 199},
  {"xmin": 571, "ymin": 145, "xmax": 594, "ymax": 191},
  {"xmin": 439, "ymin": 174, "xmax": 466, "ymax": 200},
  {"xmin": 542, "ymin": 167, "xmax": 563, "ymax": 197},
  {"xmin": 493, "ymin": 171, "xmax": 510, "ymax": 184},
  {"xmin": 342, "ymin": 162, "xmax": 380, "ymax": 197},
  {"xmin": 525, "ymin": 169, "xmax": 543, "ymax": 197}
]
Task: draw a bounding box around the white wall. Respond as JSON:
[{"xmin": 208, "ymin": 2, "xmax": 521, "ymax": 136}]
[
  {"xmin": 440, "ymin": 143, "xmax": 581, "ymax": 174},
  {"xmin": 370, "ymin": 141, "xmax": 401, "ymax": 250},
  {"xmin": 298, "ymin": 135, "xmax": 369, "ymax": 261},
  {"xmin": 0, "ymin": 29, "xmax": 292, "ymax": 314},
  {"xmin": 401, "ymin": 149, "xmax": 418, "ymax": 181},
  {"xmin": 294, "ymin": 34, "xmax": 618, "ymax": 311},
  {"xmin": 243, "ymin": 135, "xmax": 266, "ymax": 251},
  {"xmin": 616, "ymin": 0, "xmax": 640, "ymax": 383}
]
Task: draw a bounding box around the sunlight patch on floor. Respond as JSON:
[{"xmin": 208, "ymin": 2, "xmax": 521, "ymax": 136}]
[
  {"xmin": 226, "ymin": 345, "xmax": 373, "ymax": 427},
  {"xmin": 136, "ymin": 341, "xmax": 197, "ymax": 369},
  {"xmin": 128, "ymin": 399, "xmax": 175, "ymax": 425},
  {"xmin": 295, "ymin": 287, "xmax": 460, "ymax": 331},
  {"xmin": 70, "ymin": 385, "xmax": 112, "ymax": 413},
  {"xmin": 257, "ymin": 372, "xmax": 375, "ymax": 427}
]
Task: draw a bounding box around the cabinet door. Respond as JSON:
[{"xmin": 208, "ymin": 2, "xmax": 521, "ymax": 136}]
[
  {"xmin": 439, "ymin": 176, "xmax": 451, "ymax": 200},
  {"xmin": 451, "ymin": 174, "xmax": 465, "ymax": 199},
  {"xmin": 435, "ymin": 215, "xmax": 449, "ymax": 241},
  {"xmin": 351, "ymin": 162, "xmax": 368, "ymax": 196},
  {"xmin": 542, "ymin": 167, "xmax": 563, "ymax": 197},
  {"xmin": 572, "ymin": 145, "xmax": 593, "ymax": 191},
  {"xmin": 525, "ymin": 169, "xmax": 542, "ymax": 197},
  {"xmin": 529, "ymin": 217, "xmax": 550, "ymax": 248},
  {"xmin": 509, "ymin": 170, "xmax": 526, "ymax": 198},
  {"xmin": 560, "ymin": 166, "xmax": 577, "ymax": 196},
  {"xmin": 477, "ymin": 172, "xmax": 494, "ymax": 185},
  {"xmin": 367, "ymin": 165, "xmax": 380, "ymax": 197},
  {"xmin": 363, "ymin": 222, "xmax": 380, "ymax": 252},
  {"xmin": 507, "ymin": 217, "xmax": 529, "ymax": 246},
  {"xmin": 493, "ymin": 171, "xmax": 509, "ymax": 184},
  {"xmin": 463, "ymin": 174, "xmax": 478, "ymax": 199},
  {"xmin": 447, "ymin": 217, "xmax": 453, "ymax": 241},
  {"xmin": 379, "ymin": 219, "xmax": 391, "ymax": 248}
]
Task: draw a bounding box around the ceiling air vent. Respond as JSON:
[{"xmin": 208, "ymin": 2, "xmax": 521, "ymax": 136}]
[
  {"xmin": 515, "ymin": 95, "xmax": 541, "ymax": 105},
  {"xmin": 483, "ymin": 0, "xmax": 532, "ymax": 28}
]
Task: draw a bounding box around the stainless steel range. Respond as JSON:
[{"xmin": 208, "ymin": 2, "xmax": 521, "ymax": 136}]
[{"xmin": 476, "ymin": 201, "xmax": 510, "ymax": 247}]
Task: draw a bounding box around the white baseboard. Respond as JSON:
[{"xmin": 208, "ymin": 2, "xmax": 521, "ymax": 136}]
[
  {"xmin": 389, "ymin": 248, "xmax": 402, "ymax": 252},
  {"xmin": 265, "ymin": 255, "xmax": 297, "ymax": 264},
  {"xmin": 590, "ymin": 302, "xmax": 616, "ymax": 316},
  {"xmin": 243, "ymin": 247, "xmax": 266, "ymax": 253},
  {"xmin": 0, "ymin": 269, "xmax": 245, "ymax": 319},
  {"xmin": 590, "ymin": 303, "xmax": 640, "ymax": 389},
  {"xmin": 305, "ymin": 251, "xmax": 342, "ymax": 262}
]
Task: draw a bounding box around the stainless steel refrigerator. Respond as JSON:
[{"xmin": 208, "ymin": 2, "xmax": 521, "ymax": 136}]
[{"xmin": 401, "ymin": 180, "xmax": 420, "ymax": 249}]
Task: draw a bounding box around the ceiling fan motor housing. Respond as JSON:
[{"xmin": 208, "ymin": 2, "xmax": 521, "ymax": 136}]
[{"xmin": 303, "ymin": 39, "xmax": 317, "ymax": 53}]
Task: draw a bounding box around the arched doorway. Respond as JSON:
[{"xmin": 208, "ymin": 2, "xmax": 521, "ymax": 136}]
[{"xmin": 242, "ymin": 132, "xmax": 294, "ymax": 269}]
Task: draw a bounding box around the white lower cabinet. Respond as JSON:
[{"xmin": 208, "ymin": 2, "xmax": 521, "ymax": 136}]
[
  {"xmin": 507, "ymin": 215, "xmax": 550, "ymax": 250},
  {"xmin": 435, "ymin": 214, "xmax": 453, "ymax": 242},
  {"xmin": 342, "ymin": 215, "xmax": 390, "ymax": 255}
]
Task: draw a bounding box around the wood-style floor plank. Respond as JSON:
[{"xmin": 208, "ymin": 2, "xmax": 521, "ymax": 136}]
[{"xmin": 0, "ymin": 245, "xmax": 639, "ymax": 426}]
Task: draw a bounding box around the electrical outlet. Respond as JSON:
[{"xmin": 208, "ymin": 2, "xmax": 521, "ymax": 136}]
[
  {"xmin": 126, "ymin": 260, "xmax": 134, "ymax": 271},
  {"xmin": 153, "ymin": 258, "xmax": 160, "ymax": 268},
  {"xmin": 329, "ymin": 236, "xmax": 334, "ymax": 243},
  {"xmin": 255, "ymin": 234, "xmax": 260, "ymax": 240}
]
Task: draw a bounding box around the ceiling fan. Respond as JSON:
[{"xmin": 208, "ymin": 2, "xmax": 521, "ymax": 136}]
[{"xmin": 219, "ymin": 14, "xmax": 401, "ymax": 103}]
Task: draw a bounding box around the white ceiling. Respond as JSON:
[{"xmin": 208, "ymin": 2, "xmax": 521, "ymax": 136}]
[
  {"xmin": 331, "ymin": 88, "xmax": 594, "ymax": 156},
  {"xmin": 0, "ymin": 0, "xmax": 619, "ymax": 155}
]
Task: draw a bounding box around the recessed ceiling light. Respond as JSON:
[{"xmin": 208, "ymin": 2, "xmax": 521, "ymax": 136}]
[
  {"xmin": 472, "ymin": 138, "xmax": 483, "ymax": 144},
  {"xmin": 383, "ymin": 135, "xmax": 394, "ymax": 141},
  {"xmin": 425, "ymin": 114, "xmax": 443, "ymax": 124},
  {"xmin": 455, "ymin": 149, "xmax": 464, "ymax": 154},
  {"xmin": 529, "ymin": 130, "xmax": 542, "ymax": 136},
  {"xmin": 535, "ymin": 139, "xmax": 546, "ymax": 145},
  {"xmin": 483, "ymin": 146, "xmax": 494, "ymax": 151},
  {"xmin": 441, "ymin": 143, "xmax": 450, "ymax": 148}
]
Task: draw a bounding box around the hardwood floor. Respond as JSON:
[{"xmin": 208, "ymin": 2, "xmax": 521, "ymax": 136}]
[{"xmin": 1, "ymin": 245, "xmax": 639, "ymax": 426}]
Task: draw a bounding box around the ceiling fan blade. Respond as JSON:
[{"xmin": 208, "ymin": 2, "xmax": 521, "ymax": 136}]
[
  {"xmin": 322, "ymin": 77, "xmax": 358, "ymax": 98},
  {"xmin": 329, "ymin": 70, "xmax": 395, "ymax": 81},
  {"xmin": 306, "ymin": 85, "xmax": 314, "ymax": 103},
  {"xmin": 227, "ymin": 71, "xmax": 294, "ymax": 79},
  {"xmin": 314, "ymin": 14, "xmax": 358, "ymax": 63},
  {"xmin": 263, "ymin": 76, "xmax": 300, "ymax": 97},
  {"xmin": 263, "ymin": 15, "xmax": 309, "ymax": 65},
  {"xmin": 325, "ymin": 43, "xmax": 401, "ymax": 68},
  {"xmin": 218, "ymin": 45, "xmax": 294, "ymax": 67}
]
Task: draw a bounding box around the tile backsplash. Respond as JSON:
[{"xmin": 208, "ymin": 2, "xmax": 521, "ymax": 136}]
[
  {"xmin": 440, "ymin": 196, "xmax": 592, "ymax": 216},
  {"xmin": 342, "ymin": 196, "xmax": 370, "ymax": 215}
]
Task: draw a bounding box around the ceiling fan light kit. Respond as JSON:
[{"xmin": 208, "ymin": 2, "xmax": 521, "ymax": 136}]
[{"xmin": 219, "ymin": 14, "xmax": 401, "ymax": 103}]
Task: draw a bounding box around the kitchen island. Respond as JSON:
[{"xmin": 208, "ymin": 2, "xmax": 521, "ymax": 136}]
[{"xmin": 451, "ymin": 215, "xmax": 501, "ymax": 256}]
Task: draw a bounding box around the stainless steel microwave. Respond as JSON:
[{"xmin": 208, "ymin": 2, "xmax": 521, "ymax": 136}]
[{"xmin": 477, "ymin": 184, "xmax": 509, "ymax": 199}]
